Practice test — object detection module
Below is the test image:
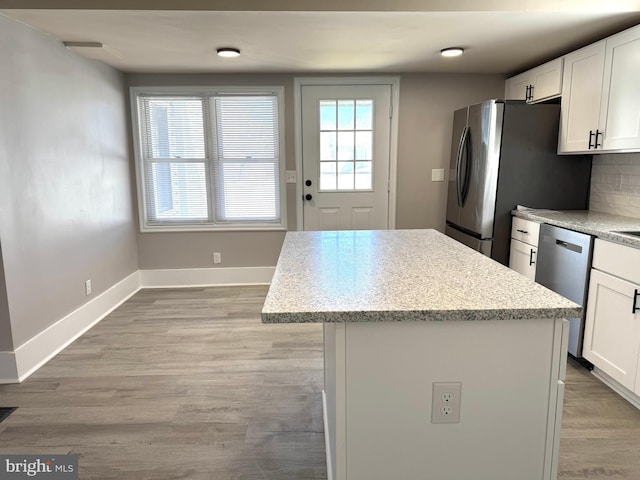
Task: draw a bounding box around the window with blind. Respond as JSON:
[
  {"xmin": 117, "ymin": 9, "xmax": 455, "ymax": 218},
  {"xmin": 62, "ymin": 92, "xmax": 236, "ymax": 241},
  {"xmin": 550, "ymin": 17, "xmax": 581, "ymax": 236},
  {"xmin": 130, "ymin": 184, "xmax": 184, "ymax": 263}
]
[{"xmin": 131, "ymin": 87, "xmax": 285, "ymax": 231}]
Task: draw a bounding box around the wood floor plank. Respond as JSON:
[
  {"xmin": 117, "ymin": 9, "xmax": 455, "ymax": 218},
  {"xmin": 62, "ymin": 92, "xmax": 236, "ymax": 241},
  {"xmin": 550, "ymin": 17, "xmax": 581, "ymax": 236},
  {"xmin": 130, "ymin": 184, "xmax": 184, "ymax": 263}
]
[{"xmin": 1, "ymin": 285, "xmax": 640, "ymax": 479}]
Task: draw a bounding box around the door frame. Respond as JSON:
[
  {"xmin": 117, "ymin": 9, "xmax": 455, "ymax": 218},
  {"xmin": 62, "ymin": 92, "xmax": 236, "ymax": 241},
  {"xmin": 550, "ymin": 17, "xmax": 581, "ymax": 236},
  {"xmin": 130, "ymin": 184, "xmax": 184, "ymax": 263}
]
[{"xmin": 293, "ymin": 76, "xmax": 400, "ymax": 231}]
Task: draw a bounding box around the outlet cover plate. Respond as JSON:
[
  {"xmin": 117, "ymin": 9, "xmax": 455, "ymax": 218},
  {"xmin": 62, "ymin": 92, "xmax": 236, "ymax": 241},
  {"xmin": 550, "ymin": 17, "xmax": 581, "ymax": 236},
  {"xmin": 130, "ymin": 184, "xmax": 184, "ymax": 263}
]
[{"xmin": 431, "ymin": 382, "xmax": 461, "ymax": 424}]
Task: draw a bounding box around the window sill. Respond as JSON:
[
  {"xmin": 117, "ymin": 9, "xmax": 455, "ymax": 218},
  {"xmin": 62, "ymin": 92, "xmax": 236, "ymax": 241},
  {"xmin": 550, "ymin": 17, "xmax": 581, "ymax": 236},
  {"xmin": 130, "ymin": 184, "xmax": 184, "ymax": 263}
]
[{"xmin": 139, "ymin": 224, "xmax": 287, "ymax": 233}]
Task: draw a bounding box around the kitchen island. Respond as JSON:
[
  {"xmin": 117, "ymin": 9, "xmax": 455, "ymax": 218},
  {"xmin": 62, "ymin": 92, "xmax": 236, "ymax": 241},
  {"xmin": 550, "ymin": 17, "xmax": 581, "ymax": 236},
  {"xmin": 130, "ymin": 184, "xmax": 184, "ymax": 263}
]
[{"xmin": 262, "ymin": 229, "xmax": 581, "ymax": 480}]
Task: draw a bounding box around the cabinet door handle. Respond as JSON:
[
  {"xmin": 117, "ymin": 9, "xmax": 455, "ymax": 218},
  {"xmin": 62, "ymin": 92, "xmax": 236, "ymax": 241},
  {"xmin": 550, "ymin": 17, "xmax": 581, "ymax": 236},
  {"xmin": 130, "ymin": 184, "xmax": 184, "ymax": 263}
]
[
  {"xmin": 588, "ymin": 130, "xmax": 595, "ymax": 149},
  {"xmin": 633, "ymin": 289, "xmax": 639, "ymax": 314},
  {"xmin": 516, "ymin": 229, "xmax": 528, "ymax": 234},
  {"xmin": 528, "ymin": 84, "xmax": 534, "ymax": 101},
  {"xmin": 595, "ymin": 129, "xmax": 603, "ymax": 149},
  {"xmin": 529, "ymin": 249, "xmax": 536, "ymax": 266}
]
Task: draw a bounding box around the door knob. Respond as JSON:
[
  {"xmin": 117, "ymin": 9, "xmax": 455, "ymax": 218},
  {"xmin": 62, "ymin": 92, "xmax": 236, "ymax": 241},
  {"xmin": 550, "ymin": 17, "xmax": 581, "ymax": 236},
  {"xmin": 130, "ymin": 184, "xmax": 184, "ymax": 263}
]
[
  {"xmin": 305, "ymin": 194, "xmax": 312, "ymax": 201},
  {"xmin": 305, "ymin": 179, "xmax": 312, "ymax": 186}
]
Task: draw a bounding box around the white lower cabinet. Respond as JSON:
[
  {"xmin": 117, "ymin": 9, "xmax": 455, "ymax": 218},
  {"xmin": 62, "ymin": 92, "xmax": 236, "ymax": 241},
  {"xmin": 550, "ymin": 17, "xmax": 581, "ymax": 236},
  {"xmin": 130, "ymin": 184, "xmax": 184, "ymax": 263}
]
[
  {"xmin": 510, "ymin": 239, "xmax": 537, "ymax": 281},
  {"xmin": 583, "ymin": 269, "xmax": 640, "ymax": 391},
  {"xmin": 583, "ymin": 239, "xmax": 640, "ymax": 395},
  {"xmin": 509, "ymin": 217, "xmax": 540, "ymax": 280}
]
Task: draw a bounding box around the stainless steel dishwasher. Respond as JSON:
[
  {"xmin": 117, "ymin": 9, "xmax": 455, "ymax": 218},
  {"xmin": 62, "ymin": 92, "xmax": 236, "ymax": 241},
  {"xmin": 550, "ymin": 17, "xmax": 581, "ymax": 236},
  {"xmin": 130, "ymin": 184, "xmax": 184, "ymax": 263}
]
[{"xmin": 535, "ymin": 223, "xmax": 594, "ymax": 358}]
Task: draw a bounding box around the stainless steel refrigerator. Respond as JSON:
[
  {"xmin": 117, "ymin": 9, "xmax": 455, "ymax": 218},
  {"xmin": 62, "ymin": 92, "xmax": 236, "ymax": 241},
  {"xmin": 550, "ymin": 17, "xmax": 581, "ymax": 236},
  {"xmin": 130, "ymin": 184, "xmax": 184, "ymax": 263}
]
[{"xmin": 445, "ymin": 100, "xmax": 592, "ymax": 266}]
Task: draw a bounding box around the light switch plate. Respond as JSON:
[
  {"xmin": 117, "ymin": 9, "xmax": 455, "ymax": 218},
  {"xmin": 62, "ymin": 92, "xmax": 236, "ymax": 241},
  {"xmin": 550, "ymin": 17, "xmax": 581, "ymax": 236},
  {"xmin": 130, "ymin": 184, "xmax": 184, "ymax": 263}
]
[
  {"xmin": 431, "ymin": 169, "xmax": 445, "ymax": 182},
  {"xmin": 285, "ymin": 171, "xmax": 297, "ymax": 184}
]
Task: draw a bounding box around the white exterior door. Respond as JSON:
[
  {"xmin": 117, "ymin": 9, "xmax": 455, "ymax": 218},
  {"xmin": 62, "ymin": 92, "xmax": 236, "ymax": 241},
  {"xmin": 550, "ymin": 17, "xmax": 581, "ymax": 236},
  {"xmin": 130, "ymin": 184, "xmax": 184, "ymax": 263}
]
[{"xmin": 301, "ymin": 84, "xmax": 392, "ymax": 231}]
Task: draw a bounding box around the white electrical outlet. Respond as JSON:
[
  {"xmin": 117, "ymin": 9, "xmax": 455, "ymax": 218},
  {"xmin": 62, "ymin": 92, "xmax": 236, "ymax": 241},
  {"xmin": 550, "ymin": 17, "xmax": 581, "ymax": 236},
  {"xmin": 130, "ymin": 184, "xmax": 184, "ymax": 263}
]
[
  {"xmin": 85, "ymin": 279, "xmax": 92, "ymax": 296},
  {"xmin": 431, "ymin": 382, "xmax": 462, "ymax": 424},
  {"xmin": 213, "ymin": 252, "xmax": 222, "ymax": 264}
]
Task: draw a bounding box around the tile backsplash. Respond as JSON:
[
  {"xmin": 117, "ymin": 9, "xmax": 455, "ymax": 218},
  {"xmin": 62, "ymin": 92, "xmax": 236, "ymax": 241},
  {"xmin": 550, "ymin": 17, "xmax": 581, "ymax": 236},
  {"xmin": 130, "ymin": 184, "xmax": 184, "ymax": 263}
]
[{"xmin": 590, "ymin": 153, "xmax": 640, "ymax": 219}]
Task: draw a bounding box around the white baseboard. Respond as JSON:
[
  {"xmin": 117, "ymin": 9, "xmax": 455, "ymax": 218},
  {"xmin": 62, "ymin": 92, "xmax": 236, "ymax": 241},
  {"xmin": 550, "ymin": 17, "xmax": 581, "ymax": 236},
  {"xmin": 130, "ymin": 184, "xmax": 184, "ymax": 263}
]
[
  {"xmin": 139, "ymin": 266, "xmax": 275, "ymax": 288},
  {"xmin": 592, "ymin": 367, "xmax": 640, "ymax": 410},
  {"xmin": 0, "ymin": 266, "xmax": 275, "ymax": 384},
  {"xmin": 323, "ymin": 390, "xmax": 334, "ymax": 480},
  {"xmin": 0, "ymin": 271, "xmax": 141, "ymax": 384}
]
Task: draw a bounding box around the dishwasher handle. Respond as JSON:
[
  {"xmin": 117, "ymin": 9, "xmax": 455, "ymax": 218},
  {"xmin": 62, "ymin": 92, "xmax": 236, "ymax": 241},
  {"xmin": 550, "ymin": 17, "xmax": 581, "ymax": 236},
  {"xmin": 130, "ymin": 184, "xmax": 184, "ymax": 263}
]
[{"xmin": 555, "ymin": 239, "xmax": 583, "ymax": 254}]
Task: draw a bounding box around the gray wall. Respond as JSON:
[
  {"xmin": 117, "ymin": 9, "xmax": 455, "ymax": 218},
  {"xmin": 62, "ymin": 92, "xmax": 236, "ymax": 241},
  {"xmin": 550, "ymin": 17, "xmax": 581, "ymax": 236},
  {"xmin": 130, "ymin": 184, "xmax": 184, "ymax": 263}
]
[
  {"xmin": 128, "ymin": 72, "xmax": 505, "ymax": 269},
  {"xmin": 127, "ymin": 73, "xmax": 296, "ymax": 270},
  {"xmin": 396, "ymin": 73, "xmax": 507, "ymax": 229},
  {"xmin": 0, "ymin": 15, "xmax": 138, "ymax": 348},
  {"xmin": 0, "ymin": 242, "xmax": 13, "ymax": 351}
]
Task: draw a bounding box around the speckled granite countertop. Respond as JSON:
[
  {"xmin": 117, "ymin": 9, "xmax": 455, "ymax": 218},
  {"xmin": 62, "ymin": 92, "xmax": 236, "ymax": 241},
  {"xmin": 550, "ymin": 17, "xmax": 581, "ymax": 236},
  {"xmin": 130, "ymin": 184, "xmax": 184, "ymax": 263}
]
[
  {"xmin": 261, "ymin": 229, "xmax": 581, "ymax": 324},
  {"xmin": 512, "ymin": 210, "xmax": 640, "ymax": 248}
]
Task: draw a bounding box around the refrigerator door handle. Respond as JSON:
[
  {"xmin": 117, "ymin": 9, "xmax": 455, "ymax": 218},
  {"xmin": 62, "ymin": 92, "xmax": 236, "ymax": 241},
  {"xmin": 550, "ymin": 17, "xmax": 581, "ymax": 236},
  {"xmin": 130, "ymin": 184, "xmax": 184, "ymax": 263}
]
[
  {"xmin": 460, "ymin": 127, "xmax": 472, "ymax": 206},
  {"xmin": 456, "ymin": 126, "xmax": 470, "ymax": 207}
]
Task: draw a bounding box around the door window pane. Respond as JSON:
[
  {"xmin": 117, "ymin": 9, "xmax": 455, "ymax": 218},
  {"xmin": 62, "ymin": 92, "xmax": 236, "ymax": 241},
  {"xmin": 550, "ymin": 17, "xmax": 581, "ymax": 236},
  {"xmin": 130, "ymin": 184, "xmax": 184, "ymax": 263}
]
[
  {"xmin": 318, "ymin": 98, "xmax": 374, "ymax": 192},
  {"xmin": 337, "ymin": 100, "xmax": 355, "ymax": 130},
  {"xmin": 355, "ymin": 100, "xmax": 373, "ymax": 130},
  {"xmin": 337, "ymin": 131, "xmax": 355, "ymax": 160},
  {"xmin": 355, "ymin": 131, "xmax": 372, "ymax": 160},
  {"xmin": 355, "ymin": 161, "xmax": 372, "ymax": 189},
  {"xmin": 337, "ymin": 162, "xmax": 355, "ymax": 190},
  {"xmin": 320, "ymin": 162, "xmax": 337, "ymax": 190},
  {"xmin": 320, "ymin": 132, "xmax": 337, "ymax": 161},
  {"xmin": 320, "ymin": 101, "xmax": 337, "ymax": 130}
]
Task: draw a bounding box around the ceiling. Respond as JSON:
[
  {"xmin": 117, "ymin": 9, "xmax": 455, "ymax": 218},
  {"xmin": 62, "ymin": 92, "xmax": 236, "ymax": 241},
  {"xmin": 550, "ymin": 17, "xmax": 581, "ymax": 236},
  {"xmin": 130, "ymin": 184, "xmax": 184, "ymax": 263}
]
[{"xmin": 2, "ymin": 0, "xmax": 640, "ymax": 75}]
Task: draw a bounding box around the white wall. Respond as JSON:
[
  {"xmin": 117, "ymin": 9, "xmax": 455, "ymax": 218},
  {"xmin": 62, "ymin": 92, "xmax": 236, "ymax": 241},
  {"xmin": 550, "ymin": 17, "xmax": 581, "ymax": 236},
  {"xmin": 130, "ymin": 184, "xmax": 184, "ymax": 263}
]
[
  {"xmin": 0, "ymin": 15, "xmax": 138, "ymax": 349},
  {"xmin": 590, "ymin": 153, "xmax": 640, "ymax": 218}
]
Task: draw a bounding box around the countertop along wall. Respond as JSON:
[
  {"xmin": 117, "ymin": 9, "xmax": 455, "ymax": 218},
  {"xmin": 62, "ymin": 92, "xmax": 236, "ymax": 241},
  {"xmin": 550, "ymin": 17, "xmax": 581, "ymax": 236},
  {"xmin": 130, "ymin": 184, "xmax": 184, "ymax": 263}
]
[
  {"xmin": 127, "ymin": 72, "xmax": 505, "ymax": 270},
  {"xmin": 0, "ymin": 14, "xmax": 139, "ymax": 349}
]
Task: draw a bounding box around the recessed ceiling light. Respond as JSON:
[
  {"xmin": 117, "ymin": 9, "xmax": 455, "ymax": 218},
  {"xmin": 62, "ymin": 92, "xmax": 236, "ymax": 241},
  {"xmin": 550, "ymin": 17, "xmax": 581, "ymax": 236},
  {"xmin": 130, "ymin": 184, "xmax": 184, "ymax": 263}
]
[
  {"xmin": 440, "ymin": 47, "xmax": 464, "ymax": 58},
  {"xmin": 217, "ymin": 47, "xmax": 240, "ymax": 58}
]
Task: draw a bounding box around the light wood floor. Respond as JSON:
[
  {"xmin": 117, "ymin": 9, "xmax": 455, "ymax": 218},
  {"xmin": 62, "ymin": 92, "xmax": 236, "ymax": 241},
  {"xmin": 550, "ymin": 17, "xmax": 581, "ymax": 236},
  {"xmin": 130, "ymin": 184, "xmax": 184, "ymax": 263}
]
[{"xmin": 1, "ymin": 286, "xmax": 640, "ymax": 479}]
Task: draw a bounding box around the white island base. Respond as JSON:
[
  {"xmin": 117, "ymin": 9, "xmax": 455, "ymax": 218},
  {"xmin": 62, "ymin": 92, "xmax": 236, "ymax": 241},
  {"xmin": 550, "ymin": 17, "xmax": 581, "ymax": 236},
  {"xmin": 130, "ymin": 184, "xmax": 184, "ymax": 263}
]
[
  {"xmin": 322, "ymin": 317, "xmax": 569, "ymax": 480},
  {"xmin": 261, "ymin": 230, "xmax": 579, "ymax": 480}
]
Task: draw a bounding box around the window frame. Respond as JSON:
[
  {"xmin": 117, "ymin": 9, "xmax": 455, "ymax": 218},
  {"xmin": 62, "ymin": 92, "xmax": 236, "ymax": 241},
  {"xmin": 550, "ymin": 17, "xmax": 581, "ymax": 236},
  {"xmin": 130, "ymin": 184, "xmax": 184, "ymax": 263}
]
[{"xmin": 130, "ymin": 85, "xmax": 287, "ymax": 232}]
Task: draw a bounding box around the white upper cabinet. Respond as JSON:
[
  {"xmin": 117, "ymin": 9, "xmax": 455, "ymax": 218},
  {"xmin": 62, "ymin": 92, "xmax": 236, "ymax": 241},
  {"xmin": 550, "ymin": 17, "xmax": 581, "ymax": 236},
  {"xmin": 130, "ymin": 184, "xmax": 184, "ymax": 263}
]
[
  {"xmin": 599, "ymin": 26, "xmax": 640, "ymax": 151},
  {"xmin": 505, "ymin": 71, "xmax": 531, "ymax": 101},
  {"xmin": 558, "ymin": 41, "xmax": 606, "ymax": 153},
  {"xmin": 559, "ymin": 24, "xmax": 640, "ymax": 154},
  {"xmin": 505, "ymin": 58, "xmax": 563, "ymax": 103}
]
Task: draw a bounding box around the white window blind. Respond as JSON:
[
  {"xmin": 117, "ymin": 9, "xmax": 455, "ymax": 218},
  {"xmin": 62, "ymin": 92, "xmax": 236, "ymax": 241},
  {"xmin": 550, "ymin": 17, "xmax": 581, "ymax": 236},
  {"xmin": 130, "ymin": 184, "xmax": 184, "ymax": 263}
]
[
  {"xmin": 134, "ymin": 89, "xmax": 283, "ymax": 230},
  {"xmin": 211, "ymin": 96, "xmax": 280, "ymax": 222}
]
